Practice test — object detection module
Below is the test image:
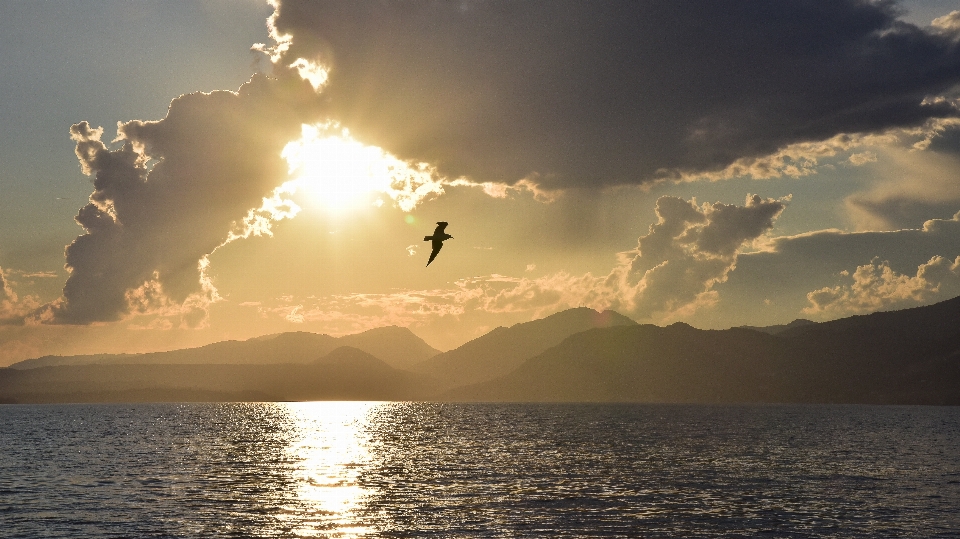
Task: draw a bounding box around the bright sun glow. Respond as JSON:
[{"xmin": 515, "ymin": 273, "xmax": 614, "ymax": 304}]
[{"xmin": 281, "ymin": 124, "xmax": 444, "ymax": 215}]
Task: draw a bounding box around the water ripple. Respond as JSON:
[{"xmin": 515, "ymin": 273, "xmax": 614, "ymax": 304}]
[{"xmin": 1, "ymin": 402, "xmax": 958, "ymax": 538}]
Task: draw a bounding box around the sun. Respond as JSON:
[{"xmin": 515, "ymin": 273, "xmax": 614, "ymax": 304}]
[{"xmin": 281, "ymin": 124, "xmax": 441, "ymax": 215}]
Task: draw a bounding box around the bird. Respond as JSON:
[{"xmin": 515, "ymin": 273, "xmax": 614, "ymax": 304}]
[{"xmin": 424, "ymin": 221, "xmax": 453, "ymax": 266}]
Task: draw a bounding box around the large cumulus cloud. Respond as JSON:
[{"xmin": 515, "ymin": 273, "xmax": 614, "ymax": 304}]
[
  {"xmin": 41, "ymin": 73, "xmax": 322, "ymax": 325},
  {"xmin": 618, "ymin": 195, "xmax": 788, "ymax": 319},
  {"xmin": 266, "ymin": 0, "xmax": 960, "ymax": 188}
]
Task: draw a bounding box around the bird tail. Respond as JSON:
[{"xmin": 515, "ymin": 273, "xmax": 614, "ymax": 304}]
[{"xmin": 423, "ymin": 236, "xmax": 432, "ymax": 241}]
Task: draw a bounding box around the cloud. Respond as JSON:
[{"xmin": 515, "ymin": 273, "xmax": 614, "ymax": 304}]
[
  {"xmin": 932, "ymin": 10, "xmax": 960, "ymax": 38},
  {"xmin": 804, "ymin": 255, "xmax": 960, "ymax": 315},
  {"xmin": 678, "ymin": 131, "xmax": 901, "ymax": 182},
  {"xmin": 849, "ymin": 151, "xmax": 878, "ymax": 166},
  {"xmin": 844, "ymin": 138, "xmax": 960, "ymax": 230},
  {"xmin": 39, "ymin": 73, "xmax": 323, "ymax": 325},
  {"xmin": 264, "ymin": 0, "xmax": 960, "ymax": 188},
  {"xmin": 19, "ymin": 272, "xmax": 59, "ymax": 279},
  {"xmin": 247, "ymin": 286, "xmax": 472, "ymax": 337},
  {"xmin": 712, "ymin": 210, "xmax": 960, "ymax": 324},
  {"xmin": 448, "ymin": 178, "xmax": 563, "ymax": 203},
  {"xmin": 433, "ymin": 194, "xmax": 788, "ymax": 322},
  {"xmin": 463, "ymin": 272, "xmax": 621, "ymax": 317},
  {"xmin": 618, "ymin": 194, "xmax": 788, "ymax": 320},
  {"xmin": 251, "ymin": 194, "xmax": 788, "ymax": 328},
  {"xmin": 280, "ymin": 122, "xmax": 447, "ymax": 212},
  {"xmin": 0, "ymin": 268, "xmax": 40, "ymax": 325},
  {"xmin": 769, "ymin": 211, "xmax": 960, "ymax": 264}
]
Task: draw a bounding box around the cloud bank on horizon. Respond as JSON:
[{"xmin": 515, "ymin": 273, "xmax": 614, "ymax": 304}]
[{"xmin": 2, "ymin": 0, "xmax": 960, "ymax": 361}]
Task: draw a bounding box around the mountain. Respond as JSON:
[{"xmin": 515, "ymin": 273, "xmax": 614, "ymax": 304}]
[
  {"xmin": 0, "ymin": 346, "xmax": 437, "ymax": 403},
  {"xmin": 448, "ymin": 296, "xmax": 960, "ymax": 405},
  {"xmin": 316, "ymin": 346, "xmax": 395, "ymax": 372},
  {"xmin": 9, "ymin": 326, "xmax": 439, "ymax": 371},
  {"xmin": 5, "ymin": 298, "xmax": 959, "ymax": 405},
  {"xmin": 412, "ymin": 307, "xmax": 636, "ymax": 389},
  {"xmin": 739, "ymin": 319, "xmax": 815, "ymax": 335},
  {"xmin": 772, "ymin": 296, "xmax": 960, "ymax": 403},
  {"xmin": 336, "ymin": 326, "xmax": 440, "ymax": 371},
  {"xmin": 447, "ymin": 323, "xmax": 795, "ymax": 402}
]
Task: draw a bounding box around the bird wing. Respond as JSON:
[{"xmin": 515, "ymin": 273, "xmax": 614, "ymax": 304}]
[
  {"xmin": 426, "ymin": 240, "xmax": 444, "ymax": 266},
  {"xmin": 433, "ymin": 222, "xmax": 448, "ymax": 235}
]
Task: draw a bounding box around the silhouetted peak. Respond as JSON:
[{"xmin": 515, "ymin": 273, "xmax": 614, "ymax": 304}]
[
  {"xmin": 667, "ymin": 322, "xmax": 695, "ymax": 330},
  {"xmin": 739, "ymin": 319, "xmax": 816, "ymax": 335},
  {"xmin": 337, "ymin": 325, "xmax": 441, "ymax": 368},
  {"xmin": 413, "ymin": 306, "xmax": 638, "ymax": 388},
  {"xmin": 353, "ymin": 325, "xmax": 410, "ymax": 337},
  {"xmin": 786, "ymin": 319, "xmax": 814, "ymax": 328},
  {"xmin": 527, "ymin": 307, "xmax": 634, "ymax": 326},
  {"xmin": 249, "ymin": 331, "xmax": 330, "ymax": 343}
]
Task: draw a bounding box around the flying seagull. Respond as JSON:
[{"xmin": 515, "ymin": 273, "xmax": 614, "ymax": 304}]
[{"xmin": 424, "ymin": 221, "xmax": 453, "ymax": 266}]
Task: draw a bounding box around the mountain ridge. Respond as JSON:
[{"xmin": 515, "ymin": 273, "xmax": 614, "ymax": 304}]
[
  {"xmin": 411, "ymin": 307, "xmax": 637, "ymax": 389},
  {"xmin": 9, "ymin": 326, "xmax": 439, "ymax": 372},
  {"xmin": 3, "ymin": 298, "xmax": 960, "ymax": 405},
  {"xmin": 446, "ymin": 295, "xmax": 960, "ymax": 404},
  {"xmin": 739, "ymin": 319, "xmax": 815, "ymax": 335}
]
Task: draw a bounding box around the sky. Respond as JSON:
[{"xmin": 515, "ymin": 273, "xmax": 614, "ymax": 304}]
[{"xmin": 1, "ymin": 0, "xmax": 959, "ymax": 365}]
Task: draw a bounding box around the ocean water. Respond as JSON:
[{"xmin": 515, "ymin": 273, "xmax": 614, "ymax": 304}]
[{"xmin": 1, "ymin": 403, "xmax": 959, "ymax": 538}]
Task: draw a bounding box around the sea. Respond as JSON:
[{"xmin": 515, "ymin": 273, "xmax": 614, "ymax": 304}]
[{"xmin": 1, "ymin": 402, "xmax": 959, "ymax": 538}]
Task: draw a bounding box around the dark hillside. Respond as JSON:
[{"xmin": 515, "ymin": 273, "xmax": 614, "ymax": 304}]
[
  {"xmin": 413, "ymin": 307, "xmax": 636, "ymax": 389},
  {"xmin": 448, "ymin": 296, "xmax": 960, "ymax": 404},
  {"xmin": 0, "ymin": 347, "xmax": 436, "ymax": 404}
]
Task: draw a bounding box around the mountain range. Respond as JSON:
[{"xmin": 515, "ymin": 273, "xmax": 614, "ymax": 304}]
[
  {"xmin": 2, "ymin": 297, "xmax": 959, "ymax": 404},
  {"xmin": 8, "ymin": 325, "xmax": 440, "ymax": 371}
]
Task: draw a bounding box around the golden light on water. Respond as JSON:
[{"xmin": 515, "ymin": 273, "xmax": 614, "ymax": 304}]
[{"xmin": 280, "ymin": 401, "xmax": 380, "ymax": 538}]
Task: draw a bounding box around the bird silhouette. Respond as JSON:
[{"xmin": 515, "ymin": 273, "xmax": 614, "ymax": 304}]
[{"xmin": 424, "ymin": 221, "xmax": 453, "ymax": 266}]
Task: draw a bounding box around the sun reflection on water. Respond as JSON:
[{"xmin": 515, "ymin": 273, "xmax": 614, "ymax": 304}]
[{"xmin": 279, "ymin": 401, "xmax": 381, "ymax": 538}]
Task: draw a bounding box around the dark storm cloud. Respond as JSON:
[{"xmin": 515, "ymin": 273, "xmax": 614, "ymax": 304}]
[
  {"xmin": 926, "ymin": 121, "xmax": 960, "ymax": 155},
  {"xmin": 41, "ymin": 73, "xmax": 322, "ymax": 325},
  {"xmin": 268, "ymin": 0, "xmax": 960, "ymax": 188}
]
